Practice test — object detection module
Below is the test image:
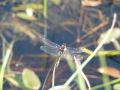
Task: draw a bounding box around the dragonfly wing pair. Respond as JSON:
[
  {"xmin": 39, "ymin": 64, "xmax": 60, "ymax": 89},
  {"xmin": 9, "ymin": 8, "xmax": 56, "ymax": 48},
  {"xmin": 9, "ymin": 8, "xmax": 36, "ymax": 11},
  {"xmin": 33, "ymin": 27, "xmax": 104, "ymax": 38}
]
[
  {"xmin": 40, "ymin": 38, "xmax": 83, "ymax": 60},
  {"xmin": 62, "ymin": 52, "xmax": 83, "ymax": 61},
  {"xmin": 42, "ymin": 38, "xmax": 61, "ymax": 49},
  {"xmin": 66, "ymin": 47, "xmax": 83, "ymax": 54},
  {"xmin": 40, "ymin": 46, "xmax": 60, "ymax": 56},
  {"xmin": 42, "ymin": 38, "xmax": 84, "ymax": 53}
]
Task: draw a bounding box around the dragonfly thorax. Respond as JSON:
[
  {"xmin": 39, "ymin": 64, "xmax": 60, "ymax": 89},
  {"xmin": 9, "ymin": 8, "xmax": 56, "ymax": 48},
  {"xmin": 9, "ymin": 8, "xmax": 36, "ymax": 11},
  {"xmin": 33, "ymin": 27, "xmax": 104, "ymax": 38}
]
[{"xmin": 59, "ymin": 43, "xmax": 67, "ymax": 53}]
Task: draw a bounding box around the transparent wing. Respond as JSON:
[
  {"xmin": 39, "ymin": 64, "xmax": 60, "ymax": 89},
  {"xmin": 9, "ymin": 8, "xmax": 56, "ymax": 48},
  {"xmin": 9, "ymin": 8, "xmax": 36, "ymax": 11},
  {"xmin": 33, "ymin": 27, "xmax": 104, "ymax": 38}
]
[
  {"xmin": 71, "ymin": 53, "xmax": 83, "ymax": 60},
  {"xmin": 61, "ymin": 53, "xmax": 83, "ymax": 61},
  {"xmin": 40, "ymin": 46, "xmax": 60, "ymax": 56},
  {"xmin": 42, "ymin": 38, "xmax": 61, "ymax": 49},
  {"xmin": 66, "ymin": 47, "xmax": 84, "ymax": 54}
]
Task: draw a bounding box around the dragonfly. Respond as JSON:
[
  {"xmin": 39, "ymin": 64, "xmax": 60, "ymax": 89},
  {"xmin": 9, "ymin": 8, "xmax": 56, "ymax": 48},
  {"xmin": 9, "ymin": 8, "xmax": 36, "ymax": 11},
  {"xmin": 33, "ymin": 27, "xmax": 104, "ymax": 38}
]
[{"xmin": 40, "ymin": 38, "xmax": 84, "ymax": 67}]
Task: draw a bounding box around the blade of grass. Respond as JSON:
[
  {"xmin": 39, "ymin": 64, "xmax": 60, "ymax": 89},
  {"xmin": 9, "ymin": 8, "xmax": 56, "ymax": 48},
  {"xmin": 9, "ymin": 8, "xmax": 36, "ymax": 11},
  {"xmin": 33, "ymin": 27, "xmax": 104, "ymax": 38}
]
[
  {"xmin": 91, "ymin": 78, "xmax": 120, "ymax": 90},
  {"xmin": 43, "ymin": 0, "xmax": 47, "ymax": 38},
  {"xmin": 74, "ymin": 56, "xmax": 88, "ymax": 90},
  {"xmin": 63, "ymin": 13, "xmax": 117, "ymax": 88},
  {"xmin": 66, "ymin": 59, "xmax": 76, "ymax": 72},
  {"xmin": 66, "ymin": 54, "xmax": 87, "ymax": 90},
  {"xmin": 83, "ymin": 48, "xmax": 120, "ymax": 56},
  {"xmin": 0, "ymin": 40, "xmax": 15, "ymax": 90},
  {"xmin": 98, "ymin": 47, "xmax": 111, "ymax": 90},
  {"xmin": 0, "ymin": 32, "xmax": 9, "ymax": 60},
  {"xmin": 2, "ymin": 36, "xmax": 5, "ymax": 59},
  {"xmin": 52, "ymin": 62, "xmax": 56, "ymax": 90},
  {"xmin": 43, "ymin": 0, "xmax": 47, "ymax": 17}
]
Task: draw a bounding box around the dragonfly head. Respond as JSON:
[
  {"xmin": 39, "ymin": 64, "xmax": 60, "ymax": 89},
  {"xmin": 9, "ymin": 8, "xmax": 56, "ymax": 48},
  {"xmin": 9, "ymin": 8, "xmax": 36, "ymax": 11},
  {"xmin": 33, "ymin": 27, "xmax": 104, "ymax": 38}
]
[
  {"xmin": 62, "ymin": 43, "xmax": 66, "ymax": 47},
  {"xmin": 60, "ymin": 43, "xmax": 67, "ymax": 52}
]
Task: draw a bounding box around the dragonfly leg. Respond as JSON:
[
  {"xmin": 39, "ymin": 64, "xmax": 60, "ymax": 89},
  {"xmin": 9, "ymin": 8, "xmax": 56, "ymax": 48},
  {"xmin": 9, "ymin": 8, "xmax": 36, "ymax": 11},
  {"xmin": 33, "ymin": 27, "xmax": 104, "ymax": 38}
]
[
  {"xmin": 56, "ymin": 60, "xmax": 60, "ymax": 68},
  {"xmin": 55, "ymin": 55, "xmax": 62, "ymax": 68}
]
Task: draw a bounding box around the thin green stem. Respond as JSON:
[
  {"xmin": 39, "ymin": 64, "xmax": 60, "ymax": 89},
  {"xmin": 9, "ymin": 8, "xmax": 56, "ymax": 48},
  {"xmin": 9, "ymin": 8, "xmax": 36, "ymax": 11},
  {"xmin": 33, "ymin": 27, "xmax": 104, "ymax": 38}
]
[
  {"xmin": 52, "ymin": 63, "xmax": 56, "ymax": 90},
  {"xmin": 74, "ymin": 56, "xmax": 88, "ymax": 90},
  {"xmin": 43, "ymin": 0, "xmax": 47, "ymax": 17},
  {"xmin": 98, "ymin": 47, "xmax": 111, "ymax": 90},
  {"xmin": 43, "ymin": 0, "xmax": 47, "ymax": 38},
  {"xmin": 92, "ymin": 78, "xmax": 120, "ymax": 90}
]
